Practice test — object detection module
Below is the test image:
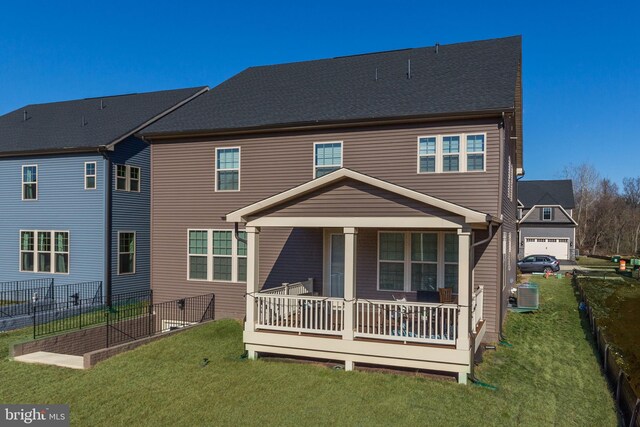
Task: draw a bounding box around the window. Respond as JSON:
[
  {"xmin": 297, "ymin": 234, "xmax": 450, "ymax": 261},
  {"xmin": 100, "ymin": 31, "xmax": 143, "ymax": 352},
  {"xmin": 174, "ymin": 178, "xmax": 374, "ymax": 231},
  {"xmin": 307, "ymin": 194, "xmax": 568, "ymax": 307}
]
[
  {"xmin": 378, "ymin": 231, "xmax": 459, "ymax": 293},
  {"xmin": 442, "ymin": 136, "xmax": 460, "ymax": 172},
  {"xmin": 314, "ymin": 142, "xmax": 342, "ymax": 178},
  {"xmin": 20, "ymin": 231, "xmax": 34, "ymax": 271},
  {"xmin": 22, "ymin": 165, "xmax": 37, "ymax": 200},
  {"xmin": 85, "ymin": 162, "xmax": 97, "ymax": 190},
  {"xmin": 418, "ymin": 137, "xmax": 436, "ymax": 173},
  {"xmin": 187, "ymin": 229, "xmax": 246, "ymax": 282},
  {"xmin": 417, "ymin": 133, "xmax": 487, "ymax": 174},
  {"xmin": 216, "ymin": 148, "xmax": 240, "ymax": 191},
  {"xmin": 118, "ymin": 232, "xmax": 136, "ymax": 275},
  {"xmin": 19, "ymin": 230, "xmax": 69, "ymax": 274},
  {"xmin": 543, "ymin": 207, "xmax": 552, "ymax": 220},
  {"xmin": 466, "ymin": 134, "xmax": 485, "ymax": 171},
  {"xmin": 115, "ymin": 164, "xmax": 141, "ymax": 192}
]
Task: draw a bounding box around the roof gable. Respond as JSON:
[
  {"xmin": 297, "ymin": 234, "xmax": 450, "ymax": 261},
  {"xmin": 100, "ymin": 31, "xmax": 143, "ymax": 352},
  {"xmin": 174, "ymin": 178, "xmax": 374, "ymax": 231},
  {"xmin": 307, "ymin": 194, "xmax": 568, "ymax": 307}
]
[
  {"xmin": 0, "ymin": 86, "xmax": 208, "ymax": 156},
  {"xmin": 226, "ymin": 168, "xmax": 490, "ymax": 225},
  {"xmin": 518, "ymin": 180, "xmax": 575, "ymax": 208},
  {"xmin": 142, "ymin": 36, "xmax": 521, "ymax": 136}
]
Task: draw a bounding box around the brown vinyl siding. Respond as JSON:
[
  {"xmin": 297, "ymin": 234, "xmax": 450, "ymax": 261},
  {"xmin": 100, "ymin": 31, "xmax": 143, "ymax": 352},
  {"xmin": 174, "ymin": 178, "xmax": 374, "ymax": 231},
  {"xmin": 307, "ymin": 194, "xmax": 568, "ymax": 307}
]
[
  {"xmin": 521, "ymin": 207, "xmax": 575, "ymax": 224},
  {"xmin": 151, "ymin": 117, "xmax": 505, "ymax": 325},
  {"xmin": 253, "ymin": 179, "xmax": 456, "ymax": 219}
]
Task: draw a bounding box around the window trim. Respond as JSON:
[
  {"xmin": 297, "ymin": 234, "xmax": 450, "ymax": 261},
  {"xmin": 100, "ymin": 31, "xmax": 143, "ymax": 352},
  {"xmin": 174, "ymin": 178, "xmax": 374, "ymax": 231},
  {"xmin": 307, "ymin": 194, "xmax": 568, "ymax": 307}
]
[
  {"xmin": 117, "ymin": 231, "xmax": 136, "ymax": 275},
  {"xmin": 114, "ymin": 164, "xmax": 141, "ymax": 193},
  {"xmin": 19, "ymin": 230, "xmax": 70, "ymax": 275},
  {"xmin": 542, "ymin": 207, "xmax": 552, "ymax": 221},
  {"xmin": 416, "ymin": 132, "xmax": 487, "ymax": 174},
  {"xmin": 313, "ymin": 141, "xmax": 343, "ymax": 179},
  {"xmin": 84, "ymin": 161, "xmax": 97, "ymax": 190},
  {"xmin": 186, "ymin": 228, "xmax": 246, "ymax": 283},
  {"xmin": 215, "ymin": 147, "xmax": 241, "ymax": 192},
  {"xmin": 416, "ymin": 137, "xmax": 437, "ymax": 173},
  {"xmin": 377, "ymin": 231, "xmax": 459, "ymax": 293},
  {"xmin": 21, "ymin": 165, "xmax": 38, "ymax": 201}
]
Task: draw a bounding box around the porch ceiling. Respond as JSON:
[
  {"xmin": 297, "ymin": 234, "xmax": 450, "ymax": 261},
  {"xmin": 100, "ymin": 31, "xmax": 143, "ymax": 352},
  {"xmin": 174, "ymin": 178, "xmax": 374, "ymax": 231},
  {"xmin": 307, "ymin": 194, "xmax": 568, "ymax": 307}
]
[{"xmin": 226, "ymin": 168, "xmax": 492, "ymax": 227}]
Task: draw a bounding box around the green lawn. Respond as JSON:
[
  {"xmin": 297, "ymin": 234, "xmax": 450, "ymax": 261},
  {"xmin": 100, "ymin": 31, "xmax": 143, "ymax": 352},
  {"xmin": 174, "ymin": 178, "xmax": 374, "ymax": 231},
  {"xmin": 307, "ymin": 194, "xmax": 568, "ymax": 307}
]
[
  {"xmin": 577, "ymin": 256, "xmax": 618, "ymax": 267},
  {"xmin": 0, "ymin": 277, "xmax": 617, "ymax": 426}
]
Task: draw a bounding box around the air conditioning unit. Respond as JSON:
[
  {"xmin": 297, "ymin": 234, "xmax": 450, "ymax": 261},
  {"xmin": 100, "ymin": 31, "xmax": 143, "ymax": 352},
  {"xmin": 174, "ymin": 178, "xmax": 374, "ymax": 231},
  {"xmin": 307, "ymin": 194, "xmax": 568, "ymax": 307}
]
[{"xmin": 517, "ymin": 283, "xmax": 539, "ymax": 310}]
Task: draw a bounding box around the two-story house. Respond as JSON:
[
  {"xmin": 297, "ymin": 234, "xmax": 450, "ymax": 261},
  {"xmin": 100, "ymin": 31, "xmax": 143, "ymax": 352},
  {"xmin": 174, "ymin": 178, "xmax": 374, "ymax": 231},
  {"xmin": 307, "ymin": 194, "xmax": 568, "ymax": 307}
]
[
  {"xmin": 140, "ymin": 36, "xmax": 523, "ymax": 383},
  {"xmin": 0, "ymin": 87, "xmax": 207, "ymax": 301},
  {"xmin": 517, "ymin": 180, "xmax": 577, "ymax": 261}
]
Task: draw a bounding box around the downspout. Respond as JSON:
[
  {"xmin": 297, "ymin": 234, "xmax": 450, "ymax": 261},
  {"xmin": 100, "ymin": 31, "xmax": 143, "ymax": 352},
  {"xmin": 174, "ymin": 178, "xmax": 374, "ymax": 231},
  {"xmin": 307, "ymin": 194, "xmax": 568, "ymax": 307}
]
[
  {"xmin": 99, "ymin": 146, "xmax": 113, "ymax": 307},
  {"xmin": 234, "ymin": 222, "xmax": 247, "ymax": 245},
  {"xmin": 467, "ymin": 220, "xmax": 499, "ymax": 389}
]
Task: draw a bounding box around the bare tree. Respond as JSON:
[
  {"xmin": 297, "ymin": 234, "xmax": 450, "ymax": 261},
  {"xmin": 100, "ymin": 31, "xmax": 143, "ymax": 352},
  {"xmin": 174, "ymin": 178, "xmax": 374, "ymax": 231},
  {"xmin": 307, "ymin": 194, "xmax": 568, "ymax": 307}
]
[
  {"xmin": 623, "ymin": 177, "xmax": 640, "ymax": 254},
  {"xmin": 563, "ymin": 163, "xmax": 600, "ymax": 253}
]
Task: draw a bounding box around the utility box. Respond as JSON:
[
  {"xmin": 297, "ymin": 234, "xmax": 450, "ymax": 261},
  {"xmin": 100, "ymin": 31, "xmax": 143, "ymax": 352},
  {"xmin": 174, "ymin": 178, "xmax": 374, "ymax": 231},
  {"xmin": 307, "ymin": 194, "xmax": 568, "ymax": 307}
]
[{"xmin": 517, "ymin": 283, "xmax": 539, "ymax": 310}]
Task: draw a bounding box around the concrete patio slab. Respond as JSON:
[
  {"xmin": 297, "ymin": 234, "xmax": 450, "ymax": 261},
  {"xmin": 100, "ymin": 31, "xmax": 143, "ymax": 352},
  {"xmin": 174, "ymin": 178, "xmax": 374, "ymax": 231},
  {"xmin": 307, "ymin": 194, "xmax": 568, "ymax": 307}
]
[{"xmin": 13, "ymin": 351, "xmax": 85, "ymax": 370}]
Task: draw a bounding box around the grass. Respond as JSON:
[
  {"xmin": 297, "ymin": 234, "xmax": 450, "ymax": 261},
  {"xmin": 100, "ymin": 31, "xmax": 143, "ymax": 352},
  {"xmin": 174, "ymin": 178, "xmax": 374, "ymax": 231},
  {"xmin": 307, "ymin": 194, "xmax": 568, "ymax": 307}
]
[
  {"xmin": 577, "ymin": 256, "xmax": 617, "ymax": 267},
  {"xmin": 0, "ymin": 277, "xmax": 617, "ymax": 426},
  {"xmin": 577, "ymin": 274, "xmax": 640, "ymax": 395}
]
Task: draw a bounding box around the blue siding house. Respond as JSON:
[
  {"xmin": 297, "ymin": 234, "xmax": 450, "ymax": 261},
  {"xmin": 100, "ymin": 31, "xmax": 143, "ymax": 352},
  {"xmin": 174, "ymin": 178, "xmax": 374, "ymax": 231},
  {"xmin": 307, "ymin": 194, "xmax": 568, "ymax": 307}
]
[{"xmin": 0, "ymin": 87, "xmax": 208, "ymax": 299}]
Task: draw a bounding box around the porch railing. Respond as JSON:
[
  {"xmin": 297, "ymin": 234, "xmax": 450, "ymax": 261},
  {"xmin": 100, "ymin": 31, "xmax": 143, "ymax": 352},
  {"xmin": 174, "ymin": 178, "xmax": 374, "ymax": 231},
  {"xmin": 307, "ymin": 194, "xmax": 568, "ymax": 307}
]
[
  {"xmin": 260, "ymin": 279, "xmax": 313, "ymax": 296},
  {"xmin": 355, "ymin": 299, "xmax": 458, "ymax": 345},
  {"xmin": 255, "ymin": 294, "xmax": 344, "ymax": 335},
  {"xmin": 471, "ymin": 285, "xmax": 484, "ymax": 332}
]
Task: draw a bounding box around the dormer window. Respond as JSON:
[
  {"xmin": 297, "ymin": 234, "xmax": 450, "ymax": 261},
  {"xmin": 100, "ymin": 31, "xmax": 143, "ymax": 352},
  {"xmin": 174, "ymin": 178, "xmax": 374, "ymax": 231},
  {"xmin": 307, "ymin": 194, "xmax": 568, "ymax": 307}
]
[{"xmin": 543, "ymin": 207, "xmax": 552, "ymax": 220}]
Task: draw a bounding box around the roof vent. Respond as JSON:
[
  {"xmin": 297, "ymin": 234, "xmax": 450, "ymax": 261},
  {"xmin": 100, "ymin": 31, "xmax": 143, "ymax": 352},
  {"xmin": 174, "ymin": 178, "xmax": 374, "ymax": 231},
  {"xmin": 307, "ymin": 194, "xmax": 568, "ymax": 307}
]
[
  {"xmin": 23, "ymin": 110, "xmax": 28, "ymax": 122},
  {"xmin": 81, "ymin": 115, "xmax": 87, "ymax": 127},
  {"xmin": 100, "ymin": 99, "xmax": 105, "ymax": 110},
  {"xmin": 375, "ymin": 67, "xmax": 379, "ymax": 81},
  {"xmin": 435, "ymin": 43, "xmax": 440, "ymax": 54},
  {"xmin": 407, "ymin": 59, "xmax": 411, "ymax": 79}
]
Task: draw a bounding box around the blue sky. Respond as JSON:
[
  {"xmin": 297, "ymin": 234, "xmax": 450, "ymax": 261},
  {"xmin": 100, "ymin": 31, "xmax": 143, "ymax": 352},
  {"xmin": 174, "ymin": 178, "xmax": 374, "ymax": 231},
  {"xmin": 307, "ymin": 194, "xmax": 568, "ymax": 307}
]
[{"xmin": 1, "ymin": 1, "xmax": 638, "ymax": 186}]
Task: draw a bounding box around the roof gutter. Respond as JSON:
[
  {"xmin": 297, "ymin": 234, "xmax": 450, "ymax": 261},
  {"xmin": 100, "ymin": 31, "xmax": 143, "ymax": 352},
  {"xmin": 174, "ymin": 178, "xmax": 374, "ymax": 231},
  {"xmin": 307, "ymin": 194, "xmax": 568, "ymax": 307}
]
[{"xmin": 141, "ymin": 108, "xmax": 513, "ymax": 141}]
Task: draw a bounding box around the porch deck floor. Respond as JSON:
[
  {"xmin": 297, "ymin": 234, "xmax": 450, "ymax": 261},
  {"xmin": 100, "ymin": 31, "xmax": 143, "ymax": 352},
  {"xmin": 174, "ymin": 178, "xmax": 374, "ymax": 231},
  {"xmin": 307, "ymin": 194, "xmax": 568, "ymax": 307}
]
[{"xmin": 14, "ymin": 351, "xmax": 85, "ymax": 370}]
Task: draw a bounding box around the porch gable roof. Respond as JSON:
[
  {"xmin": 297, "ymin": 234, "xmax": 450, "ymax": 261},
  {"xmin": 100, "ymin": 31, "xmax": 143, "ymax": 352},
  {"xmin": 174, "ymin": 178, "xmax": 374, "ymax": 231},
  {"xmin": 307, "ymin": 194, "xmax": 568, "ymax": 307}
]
[{"xmin": 225, "ymin": 168, "xmax": 492, "ymax": 225}]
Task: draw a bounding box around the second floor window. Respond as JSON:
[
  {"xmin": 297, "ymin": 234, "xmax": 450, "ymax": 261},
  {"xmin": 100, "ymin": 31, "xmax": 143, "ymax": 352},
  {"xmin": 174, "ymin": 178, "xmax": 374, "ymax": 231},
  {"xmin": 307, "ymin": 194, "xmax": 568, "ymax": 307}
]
[
  {"xmin": 216, "ymin": 148, "xmax": 240, "ymax": 191},
  {"xmin": 314, "ymin": 142, "xmax": 342, "ymax": 178},
  {"xmin": 417, "ymin": 133, "xmax": 486, "ymax": 174},
  {"xmin": 115, "ymin": 165, "xmax": 141, "ymax": 192},
  {"xmin": 85, "ymin": 162, "xmax": 96, "ymax": 190},
  {"xmin": 22, "ymin": 165, "xmax": 37, "ymax": 200}
]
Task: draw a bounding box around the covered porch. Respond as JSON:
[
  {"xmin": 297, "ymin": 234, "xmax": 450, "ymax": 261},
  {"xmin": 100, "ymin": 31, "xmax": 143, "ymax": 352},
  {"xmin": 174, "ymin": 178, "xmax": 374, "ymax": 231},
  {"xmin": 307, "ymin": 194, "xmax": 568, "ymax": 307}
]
[{"xmin": 227, "ymin": 169, "xmax": 493, "ymax": 383}]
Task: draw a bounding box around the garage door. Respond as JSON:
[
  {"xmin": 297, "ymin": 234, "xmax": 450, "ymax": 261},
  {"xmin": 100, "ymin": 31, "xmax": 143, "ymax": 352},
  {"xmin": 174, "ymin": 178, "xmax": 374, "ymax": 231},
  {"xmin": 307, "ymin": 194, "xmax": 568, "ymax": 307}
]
[{"xmin": 524, "ymin": 238, "xmax": 569, "ymax": 260}]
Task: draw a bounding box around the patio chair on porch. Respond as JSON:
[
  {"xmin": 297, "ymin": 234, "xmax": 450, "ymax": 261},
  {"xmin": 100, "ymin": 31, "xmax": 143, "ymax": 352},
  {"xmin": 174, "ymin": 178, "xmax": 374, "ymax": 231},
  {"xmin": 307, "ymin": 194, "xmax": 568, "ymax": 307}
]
[{"xmin": 438, "ymin": 288, "xmax": 455, "ymax": 304}]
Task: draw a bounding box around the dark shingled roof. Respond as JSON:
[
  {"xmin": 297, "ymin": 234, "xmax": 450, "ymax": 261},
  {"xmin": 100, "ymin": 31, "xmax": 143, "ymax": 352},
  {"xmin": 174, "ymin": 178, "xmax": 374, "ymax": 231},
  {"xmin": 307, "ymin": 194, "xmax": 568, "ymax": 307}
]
[
  {"xmin": 0, "ymin": 86, "xmax": 208, "ymax": 155},
  {"xmin": 141, "ymin": 36, "xmax": 521, "ymax": 136},
  {"xmin": 518, "ymin": 180, "xmax": 575, "ymax": 209}
]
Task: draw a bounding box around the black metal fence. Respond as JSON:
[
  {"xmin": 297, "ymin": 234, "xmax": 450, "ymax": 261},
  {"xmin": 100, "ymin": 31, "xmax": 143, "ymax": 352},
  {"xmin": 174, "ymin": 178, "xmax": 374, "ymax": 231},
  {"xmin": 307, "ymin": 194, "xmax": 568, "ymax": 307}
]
[
  {"xmin": 107, "ymin": 293, "xmax": 215, "ymax": 347},
  {"xmin": 0, "ymin": 279, "xmax": 55, "ymax": 318},
  {"xmin": 573, "ymin": 273, "xmax": 640, "ymax": 427},
  {"xmin": 33, "ymin": 287, "xmax": 147, "ymax": 339}
]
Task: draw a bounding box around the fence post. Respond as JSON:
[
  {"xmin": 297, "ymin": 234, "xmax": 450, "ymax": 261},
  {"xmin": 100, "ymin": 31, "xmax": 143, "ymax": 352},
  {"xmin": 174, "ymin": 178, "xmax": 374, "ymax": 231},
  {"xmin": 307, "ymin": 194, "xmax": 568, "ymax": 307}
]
[
  {"xmin": 148, "ymin": 299, "xmax": 153, "ymax": 337},
  {"xmin": 106, "ymin": 307, "xmax": 110, "ymax": 348},
  {"xmin": 617, "ymin": 370, "xmax": 624, "ymax": 405},
  {"xmin": 32, "ymin": 304, "xmax": 36, "ymax": 339},
  {"xmin": 79, "ymin": 298, "xmax": 83, "ymax": 330},
  {"xmin": 604, "ymin": 343, "xmax": 609, "ymax": 369}
]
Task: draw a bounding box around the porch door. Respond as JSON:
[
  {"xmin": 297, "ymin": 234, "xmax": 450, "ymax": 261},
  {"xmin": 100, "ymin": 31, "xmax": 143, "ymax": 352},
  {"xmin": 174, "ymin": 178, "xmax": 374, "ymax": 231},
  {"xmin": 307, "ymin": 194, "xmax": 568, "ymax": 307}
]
[{"xmin": 329, "ymin": 234, "xmax": 345, "ymax": 298}]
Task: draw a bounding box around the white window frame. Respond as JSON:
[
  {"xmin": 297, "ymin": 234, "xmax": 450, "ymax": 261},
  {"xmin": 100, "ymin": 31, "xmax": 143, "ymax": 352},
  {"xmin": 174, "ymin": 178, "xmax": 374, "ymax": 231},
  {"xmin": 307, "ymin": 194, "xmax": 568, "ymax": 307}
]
[
  {"xmin": 117, "ymin": 231, "xmax": 136, "ymax": 275},
  {"xmin": 84, "ymin": 161, "xmax": 97, "ymax": 190},
  {"xmin": 377, "ymin": 231, "xmax": 458, "ymax": 293},
  {"xmin": 416, "ymin": 133, "xmax": 487, "ymax": 174},
  {"xmin": 542, "ymin": 207, "xmax": 552, "ymax": 221},
  {"xmin": 115, "ymin": 164, "xmax": 141, "ymax": 192},
  {"xmin": 19, "ymin": 230, "xmax": 70, "ymax": 274},
  {"xmin": 22, "ymin": 165, "xmax": 38, "ymax": 201},
  {"xmin": 313, "ymin": 141, "xmax": 343, "ymax": 179},
  {"xmin": 215, "ymin": 147, "xmax": 241, "ymax": 192},
  {"xmin": 417, "ymin": 137, "xmax": 437, "ymax": 173},
  {"xmin": 186, "ymin": 229, "xmax": 246, "ymax": 283}
]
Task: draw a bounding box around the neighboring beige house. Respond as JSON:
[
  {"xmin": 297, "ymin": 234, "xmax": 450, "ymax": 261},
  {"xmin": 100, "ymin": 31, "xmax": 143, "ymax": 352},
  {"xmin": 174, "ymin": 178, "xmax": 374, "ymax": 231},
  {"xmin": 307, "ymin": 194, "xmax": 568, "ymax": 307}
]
[{"xmin": 140, "ymin": 36, "xmax": 523, "ymax": 383}]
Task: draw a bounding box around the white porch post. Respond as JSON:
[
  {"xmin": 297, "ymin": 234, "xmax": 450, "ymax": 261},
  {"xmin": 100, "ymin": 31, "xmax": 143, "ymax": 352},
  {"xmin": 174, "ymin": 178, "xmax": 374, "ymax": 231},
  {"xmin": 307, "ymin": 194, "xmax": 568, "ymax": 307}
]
[
  {"xmin": 456, "ymin": 229, "xmax": 472, "ymax": 352},
  {"xmin": 246, "ymin": 226, "xmax": 260, "ymax": 360},
  {"xmin": 342, "ymin": 227, "xmax": 357, "ymax": 370}
]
